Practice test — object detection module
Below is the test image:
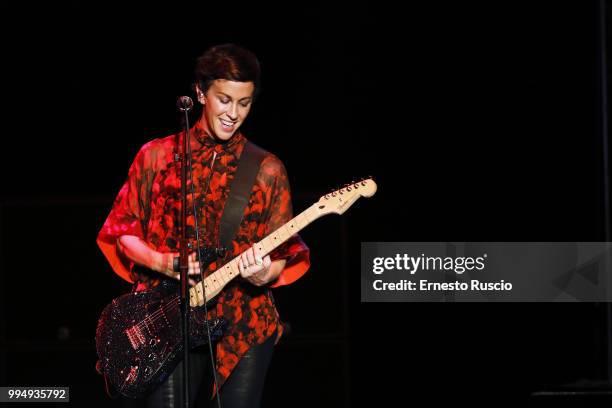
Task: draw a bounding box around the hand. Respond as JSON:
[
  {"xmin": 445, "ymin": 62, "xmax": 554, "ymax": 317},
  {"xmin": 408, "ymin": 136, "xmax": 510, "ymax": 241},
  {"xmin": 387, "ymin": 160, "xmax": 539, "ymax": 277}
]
[
  {"xmin": 160, "ymin": 252, "xmax": 201, "ymax": 287},
  {"xmin": 238, "ymin": 246, "xmax": 275, "ymax": 286}
]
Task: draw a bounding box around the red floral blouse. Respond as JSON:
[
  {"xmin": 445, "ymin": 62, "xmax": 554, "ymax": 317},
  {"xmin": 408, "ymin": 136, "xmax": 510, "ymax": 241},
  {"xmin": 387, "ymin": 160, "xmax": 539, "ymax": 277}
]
[{"xmin": 96, "ymin": 123, "xmax": 310, "ymax": 390}]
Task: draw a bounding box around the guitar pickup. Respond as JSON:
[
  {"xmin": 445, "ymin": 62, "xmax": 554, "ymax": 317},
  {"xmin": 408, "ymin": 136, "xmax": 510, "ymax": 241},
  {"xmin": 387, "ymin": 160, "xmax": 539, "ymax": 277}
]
[{"xmin": 125, "ymin": 325, "xmax": 146, "ymax": 350}]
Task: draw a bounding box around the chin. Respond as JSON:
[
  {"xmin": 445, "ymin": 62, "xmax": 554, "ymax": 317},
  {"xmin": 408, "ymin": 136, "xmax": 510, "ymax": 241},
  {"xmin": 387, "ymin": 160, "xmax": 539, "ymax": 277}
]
[
  {"xmin": 214, "ymin": 131, "xmax": 233, "ymax": 141},
  {"xmin": 215, "ymin": 127, "xmax": 239, "ymax": 140}
]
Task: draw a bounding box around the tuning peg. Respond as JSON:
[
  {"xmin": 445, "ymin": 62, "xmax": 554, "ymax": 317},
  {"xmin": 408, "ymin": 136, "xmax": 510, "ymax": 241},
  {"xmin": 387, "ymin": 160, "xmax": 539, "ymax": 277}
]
[{"xmin": 358, "ymin": 176, "xmax": 369, "ymax": 186}]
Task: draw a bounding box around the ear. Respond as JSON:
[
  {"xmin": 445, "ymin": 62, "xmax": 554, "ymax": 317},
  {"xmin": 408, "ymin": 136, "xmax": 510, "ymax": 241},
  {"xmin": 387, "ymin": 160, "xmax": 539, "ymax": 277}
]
[{"xmin": 195, "ymin": 84, "xmax": 206, "ymax": 105}]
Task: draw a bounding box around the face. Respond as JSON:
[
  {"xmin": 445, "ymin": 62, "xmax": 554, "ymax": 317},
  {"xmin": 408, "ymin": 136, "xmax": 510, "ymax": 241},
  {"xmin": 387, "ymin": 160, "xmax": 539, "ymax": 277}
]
[{"xmin": 197, "ymin": 79, "xmax": 255, "ymax": 141}]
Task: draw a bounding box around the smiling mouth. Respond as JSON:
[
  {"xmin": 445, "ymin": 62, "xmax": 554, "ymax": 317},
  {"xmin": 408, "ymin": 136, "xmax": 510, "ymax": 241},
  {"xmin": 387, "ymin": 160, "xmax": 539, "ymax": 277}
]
[{"xmin": 220, "ymin": 119, "xmax": 236, "ymax": 130}]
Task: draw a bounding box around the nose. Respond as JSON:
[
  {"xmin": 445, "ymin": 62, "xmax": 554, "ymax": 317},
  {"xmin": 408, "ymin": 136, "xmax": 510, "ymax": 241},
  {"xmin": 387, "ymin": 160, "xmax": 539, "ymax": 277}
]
[{"xmin": 227, "ymin": 103, "xmax": 238, "ymax": 121}]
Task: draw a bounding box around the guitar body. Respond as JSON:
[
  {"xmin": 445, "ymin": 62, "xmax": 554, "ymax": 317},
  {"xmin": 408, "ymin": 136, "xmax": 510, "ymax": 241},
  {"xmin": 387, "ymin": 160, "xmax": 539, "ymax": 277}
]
[{"xmin": 95, "ymin": 280, "xmax": 225, "ymax": 398}]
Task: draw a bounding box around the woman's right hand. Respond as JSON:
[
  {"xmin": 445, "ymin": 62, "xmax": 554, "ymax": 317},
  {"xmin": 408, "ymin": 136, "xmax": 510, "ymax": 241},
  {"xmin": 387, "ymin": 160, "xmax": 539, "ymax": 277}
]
[
  {"xmin": 116, "ymin": 236, "xmax": 202, "ymax": 287},
  {"xmin": 160, "ymin": 251, "xmax": 201, "ymax": 287}
]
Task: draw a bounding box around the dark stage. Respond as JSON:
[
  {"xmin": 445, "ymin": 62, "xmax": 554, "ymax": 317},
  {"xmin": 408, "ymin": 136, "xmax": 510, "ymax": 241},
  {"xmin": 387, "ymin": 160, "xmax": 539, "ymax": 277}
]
[{"xmin": 1, "ymin": 0, "xmax": 612, "ymax": 406}]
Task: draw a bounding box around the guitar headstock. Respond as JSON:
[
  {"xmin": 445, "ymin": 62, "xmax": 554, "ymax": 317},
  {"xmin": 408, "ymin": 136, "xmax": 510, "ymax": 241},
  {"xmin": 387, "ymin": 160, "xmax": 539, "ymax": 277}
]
[{"xmin": 316, "ymin": 178, "xmax": 377, "ymax": 215}]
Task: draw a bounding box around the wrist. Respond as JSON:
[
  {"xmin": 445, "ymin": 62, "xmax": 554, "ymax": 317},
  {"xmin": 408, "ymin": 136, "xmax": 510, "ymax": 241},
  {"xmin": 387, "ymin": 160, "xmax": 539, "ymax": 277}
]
[
  {"xmin": 154, "ymin": 251, "xmax": 171, "ymax": 275},
  {"xmin": 266, "ymin": 260, "xmax": 284, "ymax": 284}
]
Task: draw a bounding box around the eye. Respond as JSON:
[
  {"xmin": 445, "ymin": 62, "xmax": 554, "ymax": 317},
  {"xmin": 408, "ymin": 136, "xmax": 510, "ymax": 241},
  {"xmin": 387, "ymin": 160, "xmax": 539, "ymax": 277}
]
[
  {"xmin": 219, "ymin": 97, "xmax": 230, "ymax": 104},
  {"xmin": 240, "ymin": 101, "xmax": 250, "ymax": 108}
]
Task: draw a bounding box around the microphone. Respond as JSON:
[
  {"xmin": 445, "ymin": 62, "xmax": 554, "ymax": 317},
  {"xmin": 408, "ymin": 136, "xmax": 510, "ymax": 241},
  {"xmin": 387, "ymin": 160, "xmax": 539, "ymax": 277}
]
[{"xmin": 177, "ymin": 96, "xmax": 193, "ymax": 112}]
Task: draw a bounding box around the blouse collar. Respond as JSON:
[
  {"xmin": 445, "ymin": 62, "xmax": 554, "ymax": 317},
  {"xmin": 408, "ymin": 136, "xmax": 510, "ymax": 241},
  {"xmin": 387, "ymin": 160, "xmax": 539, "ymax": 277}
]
[{"xmin": 192, "ymin": 120, "xmax": 245, "ymax": 153}]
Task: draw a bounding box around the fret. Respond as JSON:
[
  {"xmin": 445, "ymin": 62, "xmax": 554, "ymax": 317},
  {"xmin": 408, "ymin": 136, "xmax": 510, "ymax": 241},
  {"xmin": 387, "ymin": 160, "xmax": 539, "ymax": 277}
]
[
  {"xmin": 207, "ymin": 276, "xmax": 219, "ymax": 291},
  {"xmin": 214, "ymin": 270, "xmax": 225, "ymax": 286},
  {"xmin": 222, "ymin": 264, "xmax": 232, "ymax": 281},
  {"xmin": 229, "ymin": 260, "xmax": 240, "ymax": 277},
  {"xmin": 225, "ymin": 263, "xmax": 235, "ymax": 280},
  {"xmin": 195, "ymin": 283, "xmax": 204, "ymax": 304},
  {"xmin": 261, "ymin": 236, "xmax": 275, "ymax": 253},
  {"xmin": 302, "ymin": 206, "xmax": 315, "ymax": 224},
  {"xmin": 276, "ymin": 225, "xmax": 290, "ymax": 241},
  {"xmin": 295, "ymin": 211, "xmax": 309, "ymax": 229},
  {"xmin": 257, "ymin": 238, "xmax": 269, "ymax": 254},
  {"xmin": 268, "ymin": 231, "xmax": 282, "ymax": 250},
  {"xmin": 254, "ymin": 242, "xmax": 265, "ymax": 255},
  {"xmin": 286, "ymin": 219, "xmax": 299, "ymax": 233}
]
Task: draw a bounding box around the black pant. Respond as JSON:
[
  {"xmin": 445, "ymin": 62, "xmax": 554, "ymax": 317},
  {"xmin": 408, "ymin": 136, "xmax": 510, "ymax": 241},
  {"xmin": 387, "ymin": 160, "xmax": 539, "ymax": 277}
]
[{"xmin": 145, "ymin": 334, "xmax": 276, "ymax": 408}]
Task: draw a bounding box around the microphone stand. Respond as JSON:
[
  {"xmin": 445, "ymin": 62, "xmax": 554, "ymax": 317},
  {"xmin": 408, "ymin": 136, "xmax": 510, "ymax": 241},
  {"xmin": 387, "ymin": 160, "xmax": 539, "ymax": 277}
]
[
  {"xmin": 176, "ymin": 95, "xmax": 224, "ymax": 408},
  {"xmin": 177, "ymin": 96, "xmax": 193, "ymax": 408}
]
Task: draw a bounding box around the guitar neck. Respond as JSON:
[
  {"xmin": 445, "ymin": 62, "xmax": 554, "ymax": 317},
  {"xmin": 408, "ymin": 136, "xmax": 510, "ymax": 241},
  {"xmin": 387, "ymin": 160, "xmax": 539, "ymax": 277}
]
[{"xmin": 189, "ymin": 203, "xmax": 322, "ymax": 307}]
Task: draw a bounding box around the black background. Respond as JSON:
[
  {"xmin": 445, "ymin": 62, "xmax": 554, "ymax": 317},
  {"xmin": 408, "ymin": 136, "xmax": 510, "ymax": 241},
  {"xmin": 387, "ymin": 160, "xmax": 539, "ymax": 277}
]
[{"xmin": 1, "ymin": 0, "xmax": 611, "ymax": 406}]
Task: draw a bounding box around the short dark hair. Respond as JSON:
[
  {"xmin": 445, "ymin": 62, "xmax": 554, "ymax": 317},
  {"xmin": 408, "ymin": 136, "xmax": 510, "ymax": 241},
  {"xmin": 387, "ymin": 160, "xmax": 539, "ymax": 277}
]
[{"xmin": 194, "ymin": 43, "xmax": 261, "ymax": 97}]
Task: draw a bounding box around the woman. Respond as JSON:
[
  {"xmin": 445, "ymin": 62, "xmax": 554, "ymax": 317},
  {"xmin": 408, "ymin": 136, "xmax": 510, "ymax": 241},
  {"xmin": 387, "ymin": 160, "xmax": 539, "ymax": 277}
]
[{"xmin": 97, "ymin": 43, "xmax": 310, "ymax": 407}]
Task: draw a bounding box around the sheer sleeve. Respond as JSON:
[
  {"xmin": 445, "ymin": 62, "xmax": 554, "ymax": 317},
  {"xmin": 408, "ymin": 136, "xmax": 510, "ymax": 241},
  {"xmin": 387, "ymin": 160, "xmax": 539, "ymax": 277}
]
[
  {"xmin": 96, "ymin": 147, "xmax": 150, "ymax": 283},
  {"xmin": 258, "ymin": 155, "xmax": 310, "ymax": 288}
]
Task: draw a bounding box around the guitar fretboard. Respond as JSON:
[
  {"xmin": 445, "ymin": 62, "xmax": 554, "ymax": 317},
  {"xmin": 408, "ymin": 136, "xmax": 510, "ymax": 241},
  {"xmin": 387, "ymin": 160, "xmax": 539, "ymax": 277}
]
[{"xmin": 189, "ymin": 203, "xmax": 320, "ymax": 306}]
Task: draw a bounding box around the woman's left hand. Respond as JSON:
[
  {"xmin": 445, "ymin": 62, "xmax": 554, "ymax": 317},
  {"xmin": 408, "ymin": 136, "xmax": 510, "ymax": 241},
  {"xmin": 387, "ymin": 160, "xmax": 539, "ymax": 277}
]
[{"xmin": 239, "ymin": 246, "xmax": 282, "ymax": 286}]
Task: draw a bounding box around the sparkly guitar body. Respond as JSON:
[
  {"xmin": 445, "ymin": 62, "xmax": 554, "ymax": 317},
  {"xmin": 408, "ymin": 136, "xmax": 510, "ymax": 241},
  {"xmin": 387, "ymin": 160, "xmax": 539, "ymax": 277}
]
[{"xmin": 95, "ymin": 280, "xmax": 225, "ymax": 398}]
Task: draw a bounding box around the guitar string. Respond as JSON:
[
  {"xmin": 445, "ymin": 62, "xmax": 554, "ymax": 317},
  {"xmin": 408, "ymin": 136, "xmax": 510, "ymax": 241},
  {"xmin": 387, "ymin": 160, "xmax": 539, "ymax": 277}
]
[
  {"xmin": 133, "ymin": 264, "xmax": 229, "ymax": 331},
  {"xmin": 132, "ymin": 261, "xmax": 232, "ymax": 331}
]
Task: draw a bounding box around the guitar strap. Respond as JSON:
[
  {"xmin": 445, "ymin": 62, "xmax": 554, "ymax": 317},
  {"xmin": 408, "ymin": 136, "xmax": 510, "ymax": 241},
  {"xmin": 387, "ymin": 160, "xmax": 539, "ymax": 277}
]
[
  {"xmin": 167, "ymin": 140, "xmax": 267, "ymax": 276},
  {"xmin": 218, "ymin": 141, "xmax": 267, "ymax": 250}
]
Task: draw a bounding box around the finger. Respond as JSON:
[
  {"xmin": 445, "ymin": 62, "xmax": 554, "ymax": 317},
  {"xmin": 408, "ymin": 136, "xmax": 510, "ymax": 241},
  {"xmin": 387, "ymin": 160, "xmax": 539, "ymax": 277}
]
[
  {"xmin": 248, "ymin": 273, "xmax": 265, "ymax": 286},
  {"xmin": 250, "ymin": 264, "xmax": 270, "ymax": 284},
  {"xmin": 262, "ymin": 255, "xmax": 272, "ymax": 268},
  {"xmin": 241, "ymin": 252, "xmax": 250, "ymax": 270},
  {"xmin": 188, "ymin": 258, "xmax": 200, "ymax": 274},
  {"xmin": 238, "ymin": 258, "xmax": 248, "ymax": 278},
  {"xmin": 253, "ymin": 246, "xmax": 264, "ymax": 265},
  {"xmin": 188, "ymin": 265, "xmax": 201, "ymax": 275},
  {"xmin": 188, "ymin": 252, "xmax": 199, "ymax": 266},
  {"xmin": 245, "ymin": 247, "xmax": 255, "ymax": 266}
]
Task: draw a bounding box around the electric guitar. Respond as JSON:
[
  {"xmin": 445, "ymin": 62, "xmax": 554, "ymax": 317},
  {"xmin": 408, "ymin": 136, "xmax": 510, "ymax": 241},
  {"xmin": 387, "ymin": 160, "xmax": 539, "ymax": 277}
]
[{"xmin": 95, "ymin": 178, "xmax": 377, "ymax": 398}]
